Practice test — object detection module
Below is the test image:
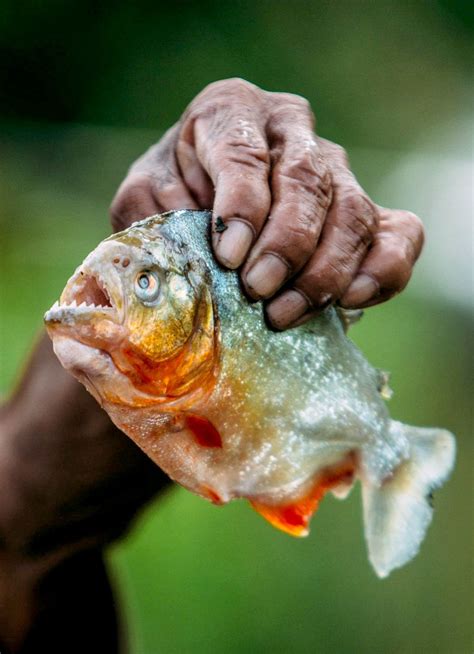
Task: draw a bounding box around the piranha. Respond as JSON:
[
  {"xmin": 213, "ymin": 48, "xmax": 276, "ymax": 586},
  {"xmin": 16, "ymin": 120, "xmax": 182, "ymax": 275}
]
[{"xmin": 44, "ymin": 210, "xmax": 455, "ymax": 578}]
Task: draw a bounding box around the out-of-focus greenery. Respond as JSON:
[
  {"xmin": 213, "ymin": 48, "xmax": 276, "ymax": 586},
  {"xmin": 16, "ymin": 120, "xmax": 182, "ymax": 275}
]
[
  {"xmin": 0, "ymin": 1, "xmax": 472, "ymax": 653},
  {"xmin": 0, "ymin": 1, "xmax": 472, "ymax": 149}
]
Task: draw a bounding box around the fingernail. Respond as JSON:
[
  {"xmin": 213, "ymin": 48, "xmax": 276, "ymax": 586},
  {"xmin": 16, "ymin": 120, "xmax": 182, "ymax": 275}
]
[
  {"xmin": 245, "ymin": 254, "xmax": 289, "ymax": 299},
  {"xmin": 266, "ymin": 290, "xmax": 309, "ymax": 330},
  {"xmin": 340, "ymin": 274, "xmax": 379, "ymax": 307},
  {"xmin": 214, "ymin": 220, "xmax": 254, "ymax": 269}
]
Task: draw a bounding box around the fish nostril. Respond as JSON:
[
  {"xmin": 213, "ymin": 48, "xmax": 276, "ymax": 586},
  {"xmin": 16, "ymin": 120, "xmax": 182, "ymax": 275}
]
[{"xmin": 112, "ymin": 256, "xmax": 130, "ymax": 268}]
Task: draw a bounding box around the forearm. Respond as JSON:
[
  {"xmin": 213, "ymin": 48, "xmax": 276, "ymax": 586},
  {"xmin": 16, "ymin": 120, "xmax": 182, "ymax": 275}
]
[{"xmin": 0, "ymin": 333, "xmax": 169, "ymax": 650}]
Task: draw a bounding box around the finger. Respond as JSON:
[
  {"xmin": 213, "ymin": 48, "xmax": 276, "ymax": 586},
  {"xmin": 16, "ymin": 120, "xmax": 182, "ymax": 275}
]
[
  {"xmin": 266, "ymin": 193, "xmax": 377, "ymax": 329},
  {"xmin": 142, "ymin": 126, "xmax": 201, "ymax": 210},
  {"xmin": 340, "ymin": 208, "xmax": 424, "ymax": 308},
  {"xmin": 179, "ymin": 80, "xmax": 271, "ymax": 269},
  {"xmin": 266, "ymin": 173, "xmax": 379, "ymax": 330},
  {"xmin": 241, "ymin": 94, "xmax": 332, "ymax": 300},
  {"xmin": 175, "ymin": 128, "xmax": 214, "ymax": 208},
  {"xmin": 110, "ymin": 126, "xmax": 198, "ymax": 232}
]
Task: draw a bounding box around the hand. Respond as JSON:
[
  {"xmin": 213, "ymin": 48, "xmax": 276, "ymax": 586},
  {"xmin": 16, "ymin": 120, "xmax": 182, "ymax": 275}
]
[{"xmin": 111, "ymin": 78, "xmax": 424, "ymax": 329}]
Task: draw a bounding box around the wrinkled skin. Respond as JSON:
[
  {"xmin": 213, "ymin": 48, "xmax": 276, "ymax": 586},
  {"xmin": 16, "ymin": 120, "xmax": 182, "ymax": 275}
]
[
  {"xmin": 111, "ymin": 79, "xmax": 424, "ymax": 328},
  {"xmin": 0, "ymin": 78, "xmax": 424, "ymax": 652}
]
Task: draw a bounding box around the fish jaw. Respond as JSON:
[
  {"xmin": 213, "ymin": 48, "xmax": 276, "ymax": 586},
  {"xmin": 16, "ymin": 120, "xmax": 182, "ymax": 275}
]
[
  {"xmin": 45, "ymin": 264, "xmax": 126, "ymax": 345},
  {"xmin": 44, "ymin": 246, "xmax": 136, "ymax": 404},
  {"xmin": 45, "ymin": 240, "xmax": 125, "ymax": 331}
]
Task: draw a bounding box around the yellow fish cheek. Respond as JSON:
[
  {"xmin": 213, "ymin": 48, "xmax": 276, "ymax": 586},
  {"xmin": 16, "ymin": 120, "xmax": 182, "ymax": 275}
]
[{"xmin": 127, "ymin": 290, "xmax": 196, "ymax": 362}]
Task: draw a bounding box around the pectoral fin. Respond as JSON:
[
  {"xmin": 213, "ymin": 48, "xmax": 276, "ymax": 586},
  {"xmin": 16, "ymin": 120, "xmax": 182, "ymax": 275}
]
[{"xmin": 184, "ymin": 414, "xmax": 222, "ymax": 448}]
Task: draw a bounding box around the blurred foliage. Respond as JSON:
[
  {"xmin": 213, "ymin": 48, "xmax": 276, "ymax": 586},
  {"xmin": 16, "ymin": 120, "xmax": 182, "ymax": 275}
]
[
  {"xmin": 0, "ymin": 1, "xmax": 472, "ymax": 653},
  {"xmin": 0, "ymin": 0, "xmax": 472, "ymax": 149}
]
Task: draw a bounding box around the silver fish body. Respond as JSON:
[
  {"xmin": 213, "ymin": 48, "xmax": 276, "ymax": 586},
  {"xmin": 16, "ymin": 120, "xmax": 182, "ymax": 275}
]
[{"xmin": 45, "ymin": 210, "xmax": 456, "ymax": 578}]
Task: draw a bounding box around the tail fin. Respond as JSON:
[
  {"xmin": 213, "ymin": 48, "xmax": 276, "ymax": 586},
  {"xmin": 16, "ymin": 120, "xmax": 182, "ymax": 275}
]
[{"xmin": 362, "ymin": 422, "xmax": 455, "ymax": 578}]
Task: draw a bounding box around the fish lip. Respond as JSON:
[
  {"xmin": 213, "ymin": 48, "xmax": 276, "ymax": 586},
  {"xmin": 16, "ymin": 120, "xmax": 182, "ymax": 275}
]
[{"xmin": 44, "ymin": 266, "xmax": 123, "ymax": 325}]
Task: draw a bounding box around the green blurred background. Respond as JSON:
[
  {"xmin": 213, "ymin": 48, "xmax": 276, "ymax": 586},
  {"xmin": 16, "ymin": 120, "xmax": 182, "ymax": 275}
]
[{"xmin": 0, "ymin": 1, "xmax": 472, "ymax": 652}]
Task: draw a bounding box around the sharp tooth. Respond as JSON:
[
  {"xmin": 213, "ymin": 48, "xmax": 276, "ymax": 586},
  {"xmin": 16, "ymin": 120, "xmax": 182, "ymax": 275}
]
[
  {"xmin": 79, "ymin": 301, "xmax": 87, "ymax": 308},
  {"xmin": 52, "ymin": 300, "xmax": 59, "ymax": 310},
  {"xmin": 71, "ymin": 300, "xmax": 77, "ymax": 307}
]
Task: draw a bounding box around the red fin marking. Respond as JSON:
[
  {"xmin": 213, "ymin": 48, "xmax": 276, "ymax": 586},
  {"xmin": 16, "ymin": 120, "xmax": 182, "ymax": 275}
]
[
  {"xmin": 250, "ymin": 464, "xmax": 354, "ymax": 537},
  {"xmin": 185, "ymin": 414, "xmax": 222, "ymax": 448},
  {"xmin": 201, "ymin": 486, "xmax": 224, "ymax": 504}
]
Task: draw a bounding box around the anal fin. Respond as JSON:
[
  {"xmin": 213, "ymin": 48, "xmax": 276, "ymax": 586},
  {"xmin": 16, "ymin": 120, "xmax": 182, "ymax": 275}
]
[{"xmin": 250, "ymin": 463, "xmax": 354, "ymax": 537}]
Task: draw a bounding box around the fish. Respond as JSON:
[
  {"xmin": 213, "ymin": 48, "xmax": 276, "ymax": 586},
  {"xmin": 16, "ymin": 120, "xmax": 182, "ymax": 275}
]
[{"xmin": 44, "ymin": 210, "xmax": 455, "ymax": 578}]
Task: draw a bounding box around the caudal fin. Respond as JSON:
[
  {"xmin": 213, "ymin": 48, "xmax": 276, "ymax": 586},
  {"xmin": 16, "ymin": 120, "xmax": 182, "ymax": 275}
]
[{"xmin": 362, "ymin": 421, "xmax": 455, "ymax": 578}]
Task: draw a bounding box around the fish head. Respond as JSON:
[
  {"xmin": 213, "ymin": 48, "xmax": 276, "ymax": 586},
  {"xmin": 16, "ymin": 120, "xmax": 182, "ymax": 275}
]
[{"xmin": 44, "ymin": 218, "xmax": 217, "ymax": 408}]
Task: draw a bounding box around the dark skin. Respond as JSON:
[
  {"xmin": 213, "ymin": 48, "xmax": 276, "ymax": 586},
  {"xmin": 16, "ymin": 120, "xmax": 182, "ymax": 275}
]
[{"xmin": 0, "ymin": 79, "xmax": 424, "ymax": 652}]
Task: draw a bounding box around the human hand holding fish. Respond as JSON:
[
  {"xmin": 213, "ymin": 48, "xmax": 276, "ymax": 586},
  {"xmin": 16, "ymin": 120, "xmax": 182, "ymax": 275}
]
[
  {"xmin": 0, "ymin": 78, "xmax": 447, "ymax": 652},
  {"xmin": 111, "ymin": 79, "xmax": 425, "ymax": 329}
]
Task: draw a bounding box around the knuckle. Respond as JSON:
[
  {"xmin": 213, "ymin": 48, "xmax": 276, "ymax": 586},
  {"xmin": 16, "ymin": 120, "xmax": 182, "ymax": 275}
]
[
  {"xmin": 227, "ymin": 77, "xmax": 258, "ymax": 95},
  {"xmin": 268, "ymin": 89, "xmax": 315, "ymax": 129},
  {"xmin": 285, "ymin": 150, "xmax": 318, "ymax": 177},
  {"xmin": 215, "ymin": 173, "xmax": 271, "ymax": 222},
  {"xmin": 214, "ymin": 77, "xmax": 255, "ymax": 94},
  {"xmin": 273, "ymin": 91, "xmax": 312, "ymax": 113},
  {"xmin": 322, "ymin": 260, "xmax": 353, "ymax": 295},
  {"xmin": 283, "ymin": 222, "xmax": 318, "ymax": 258},
  {"xmin": 190, "ymin": 78, "xmax": 260, "ymax": 115},
  {"xmin": 279, "ymin": 155, "xmax": 331, "ymax": 207},
  {"xmin": 298, "ymin": 260, "xmax": 351, "ymax": 302},
  {"xmin": 218, "ymin": 125, "xmax": 270, "ymax": 168},
  {"xmin": 329, "ymin": 237, "xmax": 363, "ymax": 265},
  {"xmin": 337, "ymin": 193, "xmax": 378, "ymax": 245},
  {"xmin": 298, "ymin": 273, "xmax": 340, "ymax": 304},
  {"xmin": 186, "ymin": 98, "xmax": 227, "ymax": 129},
  {"xmin": 319, "ymin": 138, "xmax": 349, "ymax": 167},
  {"xmin": 217, "ymin": 148, "xmax": 269, "ymax": 174}
]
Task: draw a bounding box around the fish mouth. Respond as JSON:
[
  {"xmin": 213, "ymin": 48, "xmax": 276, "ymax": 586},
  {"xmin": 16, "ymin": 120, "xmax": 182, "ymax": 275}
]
[{"xmin": 44, "ymin": 268, "xmax": 120, "ymax": 325}]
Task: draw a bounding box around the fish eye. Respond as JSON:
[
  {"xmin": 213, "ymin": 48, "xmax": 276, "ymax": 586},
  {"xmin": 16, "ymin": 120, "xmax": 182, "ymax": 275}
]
[{"xmin": 134, "ymin": 271, "xmax": 160, "ymax": 305}]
